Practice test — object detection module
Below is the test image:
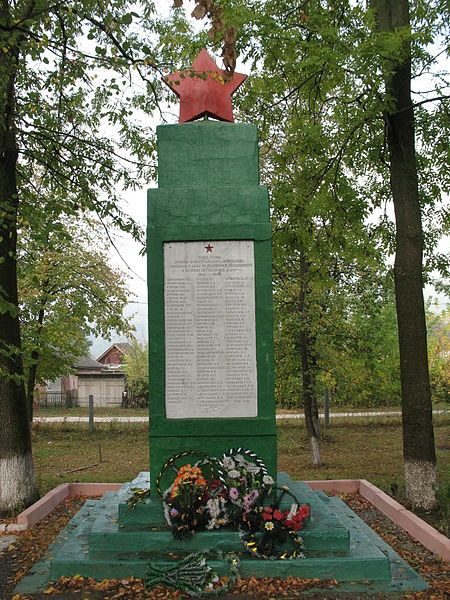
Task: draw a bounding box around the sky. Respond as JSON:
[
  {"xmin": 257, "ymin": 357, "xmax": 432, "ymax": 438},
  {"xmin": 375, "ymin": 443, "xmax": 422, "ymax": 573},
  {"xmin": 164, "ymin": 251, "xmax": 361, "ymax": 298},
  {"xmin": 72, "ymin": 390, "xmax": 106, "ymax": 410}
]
[{"xmin": 90, "ymin": 187, "xmax": 150, "ymax": 358}]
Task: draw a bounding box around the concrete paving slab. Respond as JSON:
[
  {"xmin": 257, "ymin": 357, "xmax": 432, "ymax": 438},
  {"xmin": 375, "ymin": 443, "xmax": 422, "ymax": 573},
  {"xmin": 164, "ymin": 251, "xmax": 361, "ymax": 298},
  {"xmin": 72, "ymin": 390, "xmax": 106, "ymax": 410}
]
[{"xmin": 0, "ymin": 535, "xmax": 17, "ymax": 552}]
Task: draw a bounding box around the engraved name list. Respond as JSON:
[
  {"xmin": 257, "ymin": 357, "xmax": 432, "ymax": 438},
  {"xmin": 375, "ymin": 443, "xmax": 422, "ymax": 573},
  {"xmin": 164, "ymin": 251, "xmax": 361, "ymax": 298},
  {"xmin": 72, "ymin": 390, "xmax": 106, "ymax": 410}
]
[{"xmin": 164, "ymin": 240, "xmax": 258, "ymax": 419}]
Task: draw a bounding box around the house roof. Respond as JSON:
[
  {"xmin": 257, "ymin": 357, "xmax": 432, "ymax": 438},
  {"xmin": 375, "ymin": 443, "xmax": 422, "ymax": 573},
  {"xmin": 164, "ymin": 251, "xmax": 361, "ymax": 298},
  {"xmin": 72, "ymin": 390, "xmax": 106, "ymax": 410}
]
[
  {"xmin": 74, "ymin": 357, "xmax": 107, "ymax": 370},
  {"xmin": 96, "ymin": 342, "xmax": 132, "ymax": 363}
]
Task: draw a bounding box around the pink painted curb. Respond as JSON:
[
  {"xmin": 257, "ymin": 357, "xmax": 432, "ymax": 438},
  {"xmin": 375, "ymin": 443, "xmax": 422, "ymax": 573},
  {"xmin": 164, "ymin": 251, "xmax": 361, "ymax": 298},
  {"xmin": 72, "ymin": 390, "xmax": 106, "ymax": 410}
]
[
  {"xmin": 17, "ymin": 484, "xmax": 71, "ymax": 527},
  {"xmin": 69, "ymin": 482, "xmax": 122, "ymax": 496},
  {"xmin": 305, "ymin": 479, "xmax": 449, "ymax": 562},
  {"xmin": 2, "ymin": 479, "xmax": 448, "ymax": 562},
  {"xmin": 305, "ymin": 479, "xmax": 360, "ymax": 494},
  {"xmin": 13, "ymin": 483, "xmax": 121, "ymax": 528}
]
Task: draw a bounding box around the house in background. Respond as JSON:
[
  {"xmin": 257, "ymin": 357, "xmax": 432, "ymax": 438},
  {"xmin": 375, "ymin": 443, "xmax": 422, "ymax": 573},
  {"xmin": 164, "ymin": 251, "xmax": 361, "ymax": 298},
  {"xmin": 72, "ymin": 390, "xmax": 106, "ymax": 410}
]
[
  {"xmin": 61, "ymin": 356, "xmax": 126, "ymax": 407},
  {"xmin": 38, "ymin": 343, "xmax": 131, "ymax": 408},
  {"xmin": 96, "ymin": 342, "xmax": 132, "ymax": 367}
]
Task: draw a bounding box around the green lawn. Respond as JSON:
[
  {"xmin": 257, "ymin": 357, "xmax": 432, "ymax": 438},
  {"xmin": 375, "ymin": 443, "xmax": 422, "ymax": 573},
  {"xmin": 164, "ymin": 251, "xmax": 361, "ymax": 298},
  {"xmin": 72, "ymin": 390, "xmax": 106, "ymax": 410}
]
[
  {"xmin": 32, "ymin": 414, "xmax": 450, "ymax": 534},
  {"xmin": 277, "ymin": 417, "xmax": 450, "ymax": 487}
]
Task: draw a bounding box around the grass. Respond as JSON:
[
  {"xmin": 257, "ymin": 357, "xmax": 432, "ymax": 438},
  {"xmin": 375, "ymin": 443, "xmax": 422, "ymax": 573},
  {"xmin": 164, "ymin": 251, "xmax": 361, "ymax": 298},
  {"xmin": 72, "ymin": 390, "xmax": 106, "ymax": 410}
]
[
  {"xmin": 277, "ymin": 417, "xmax": 450, "ymax": 489},
  {"xmin": 32, "ymin": 425, "xmax": 150, "ymax": 492},
  {"xmin": 32, "ymin": 415, "xmax": 450, "ymax": 505}
]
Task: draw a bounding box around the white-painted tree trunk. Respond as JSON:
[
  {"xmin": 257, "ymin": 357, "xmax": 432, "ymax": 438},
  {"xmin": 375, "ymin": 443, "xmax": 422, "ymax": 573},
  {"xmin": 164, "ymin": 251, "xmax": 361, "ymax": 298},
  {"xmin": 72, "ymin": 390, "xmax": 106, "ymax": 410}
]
[
  {"xmin": 0, "ymin": 452, "xmax": 37, "ymax": 513},
  {"xmin": 404, "ymin": 459, "xmax": 437, "ymax": 510},
  {"xmin": 310, "ymin": 436, "xmax": 321, "ymax": 468}
]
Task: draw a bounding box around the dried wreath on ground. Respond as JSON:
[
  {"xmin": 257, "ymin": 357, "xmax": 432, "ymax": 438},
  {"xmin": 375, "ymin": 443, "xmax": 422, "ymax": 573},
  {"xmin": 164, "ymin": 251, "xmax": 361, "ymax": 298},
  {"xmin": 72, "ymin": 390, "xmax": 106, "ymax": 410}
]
[
  {"xmin": 156, "ymin": 448, "xmax": 310, "ymax": 559},
  {"xmin": 145, "ymin": 550, "xmax": 240, "ymax": 597}
]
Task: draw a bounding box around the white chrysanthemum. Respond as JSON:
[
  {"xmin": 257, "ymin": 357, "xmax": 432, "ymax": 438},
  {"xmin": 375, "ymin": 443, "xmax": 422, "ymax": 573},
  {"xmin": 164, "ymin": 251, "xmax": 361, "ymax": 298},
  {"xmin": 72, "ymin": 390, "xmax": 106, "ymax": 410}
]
[
  {"xmin": 206, "ymin": 498, "xmax": 228, "ymax": 530},
  {"xmin": 207, "ymin": 497, "xmax": 226, "ymax": 520},
  {"xmin": 222, "ymin": 457, "xmax": 235, "ymax": 470},
  {"xmin": 247, "ymin": 464, "xmax": 262, "ymax": 474},
  {"xmin": 228, "ymin": 469, "xmax": 240, "ymax": 479},
  {"xmin": 263, "ymin": 475, "xmax": 274, "ymax": 485}
]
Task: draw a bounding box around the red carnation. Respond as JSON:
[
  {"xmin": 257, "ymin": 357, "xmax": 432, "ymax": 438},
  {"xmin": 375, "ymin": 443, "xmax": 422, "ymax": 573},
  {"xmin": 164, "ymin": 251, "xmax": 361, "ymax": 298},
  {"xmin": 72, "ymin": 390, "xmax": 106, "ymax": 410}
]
[
  {"xmin": 300, "ymin": 505, "xmax": 309, "ymax": 518},
  {"xmin": 285, "ymin": 519, "xmax": 294, "ymax": 529},
  {"xmin": 286, "ymin": 519, "xmax": 301, "ymax": 531},
  {"xmin": 262, "ymin": 507, "xmax": 273, "ymax": 521}
]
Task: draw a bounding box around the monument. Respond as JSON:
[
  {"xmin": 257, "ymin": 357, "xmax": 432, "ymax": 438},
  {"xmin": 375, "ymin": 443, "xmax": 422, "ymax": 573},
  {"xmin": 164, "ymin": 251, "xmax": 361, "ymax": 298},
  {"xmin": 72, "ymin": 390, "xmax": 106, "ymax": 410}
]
[
  {"xmin": 16, "ymin": 50, "xmax": 427, "ymax": 596},
  {"xmin": 148, "ymin": 48, "xmax": 277, "ymax": 485}
]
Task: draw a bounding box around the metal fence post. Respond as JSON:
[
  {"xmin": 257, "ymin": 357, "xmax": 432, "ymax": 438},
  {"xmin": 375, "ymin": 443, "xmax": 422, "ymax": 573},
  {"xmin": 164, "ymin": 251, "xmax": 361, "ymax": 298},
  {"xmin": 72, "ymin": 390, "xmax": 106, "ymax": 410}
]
[
  {"xmin": 324, "ymin": 388, "xmax": 330, "ymax": 428},
  {"xmin": 89, "ymin": 395, "xmax": 94, "ymax": 433}
]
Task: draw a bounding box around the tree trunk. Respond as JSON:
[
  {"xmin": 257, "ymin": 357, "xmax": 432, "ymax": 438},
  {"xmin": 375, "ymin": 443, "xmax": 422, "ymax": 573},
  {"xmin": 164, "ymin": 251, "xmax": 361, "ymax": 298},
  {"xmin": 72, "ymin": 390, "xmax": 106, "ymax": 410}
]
[
  {"xmin": 298, "ymin": 255, "xmax": 321, "ymax": 468},
  {"xmin": 27, "ymin": 304, "xmax": 47, "ymax": 421},
  {"xmin": 300, "ymin": 352, "xmax": 321, "ymax": 467},
  {"xmin": 0, "ymin": 7, "xmax": 38, "ymax": 513},
  {"xmin": 27, "ymin": 350, "xmax": 39, "ymax": 421},
  {"xmin": 372, "ymin": 0, "xmax": 437, "ymax": 509}
]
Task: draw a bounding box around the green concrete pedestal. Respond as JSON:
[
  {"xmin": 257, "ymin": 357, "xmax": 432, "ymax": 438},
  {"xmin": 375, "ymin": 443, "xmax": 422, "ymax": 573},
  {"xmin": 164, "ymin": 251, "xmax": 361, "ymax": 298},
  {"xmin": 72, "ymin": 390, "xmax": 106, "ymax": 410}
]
[{"xmin": 16, "ymin": 473, "xmax": 427, "ymax": 595}]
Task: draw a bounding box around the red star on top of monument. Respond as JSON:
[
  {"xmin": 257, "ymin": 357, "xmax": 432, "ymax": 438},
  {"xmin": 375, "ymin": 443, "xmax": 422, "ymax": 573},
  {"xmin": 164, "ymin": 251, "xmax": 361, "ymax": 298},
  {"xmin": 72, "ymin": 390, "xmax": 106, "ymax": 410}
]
[{"xmin": 162, "ymin": 49, "xmax": 247, "ymax": 123}]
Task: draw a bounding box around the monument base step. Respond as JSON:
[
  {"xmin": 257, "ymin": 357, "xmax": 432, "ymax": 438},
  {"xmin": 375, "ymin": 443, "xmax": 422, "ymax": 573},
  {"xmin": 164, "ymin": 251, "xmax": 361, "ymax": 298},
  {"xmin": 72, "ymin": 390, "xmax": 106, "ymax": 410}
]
[
  {"xmin": 52, "ymin": 500, "xmax": 390, "ymax": 582},
  {"xmin": 15, "ymin": 473, "xmax": 428, "ymax": 595},
  {"xmin": 118, "ymin": 472, "xmax": 350, "ymax": 551}
]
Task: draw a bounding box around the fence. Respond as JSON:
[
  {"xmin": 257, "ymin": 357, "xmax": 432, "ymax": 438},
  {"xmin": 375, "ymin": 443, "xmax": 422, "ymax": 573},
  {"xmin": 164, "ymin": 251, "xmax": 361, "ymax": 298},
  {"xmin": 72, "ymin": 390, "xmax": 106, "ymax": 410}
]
[
  {"xmin": 34, "ymin": 391, "xmax": 146, "ymax": 411},
  {"xmin": 32, "ymin": 392, "xmax": 449, "ymax": 431},
  {"xmin": 34, "ymin": 390, "xmax": 78, "ymax": 409}
]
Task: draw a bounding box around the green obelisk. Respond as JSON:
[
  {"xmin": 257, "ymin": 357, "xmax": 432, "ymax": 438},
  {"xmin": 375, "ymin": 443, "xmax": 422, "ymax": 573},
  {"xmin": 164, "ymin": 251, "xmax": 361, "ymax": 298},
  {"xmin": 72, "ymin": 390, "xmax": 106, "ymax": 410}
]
[{"xmin": 147, "ymin": 118, "xmax": 277, "ymax": 491}]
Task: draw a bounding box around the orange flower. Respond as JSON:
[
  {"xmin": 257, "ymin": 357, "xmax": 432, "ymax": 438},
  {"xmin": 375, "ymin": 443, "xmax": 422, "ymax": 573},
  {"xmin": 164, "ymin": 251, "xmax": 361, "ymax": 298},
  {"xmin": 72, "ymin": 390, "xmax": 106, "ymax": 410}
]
[{"xmin": 170, "ymin": 464, "xmax": 207, "ymax": 499}]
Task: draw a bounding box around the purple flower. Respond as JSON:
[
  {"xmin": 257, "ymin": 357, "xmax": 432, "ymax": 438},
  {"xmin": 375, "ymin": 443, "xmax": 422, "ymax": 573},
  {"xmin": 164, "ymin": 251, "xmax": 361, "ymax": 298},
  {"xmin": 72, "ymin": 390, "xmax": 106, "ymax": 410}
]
[
  {"xmin": 243, "ymin": 489, "xmax": 260, "ymax": 512},
  {"xmin": 169, "ymin": 508, "xmax": 179, "ymax": 518},
  {"xmin": 242, "ymin": 495, "xmax": 253, "ymax": 512},
  {"xmin": 229, "ymin": 487, "xmax": 239, "ymax": 501}
]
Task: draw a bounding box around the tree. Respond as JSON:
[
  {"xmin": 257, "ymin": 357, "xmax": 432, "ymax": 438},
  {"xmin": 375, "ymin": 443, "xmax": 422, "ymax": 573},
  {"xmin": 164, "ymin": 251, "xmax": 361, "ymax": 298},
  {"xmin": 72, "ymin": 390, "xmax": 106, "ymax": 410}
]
[
  {"xmin": 18, "ymin": 218, "xmax": 133, "ymax": 413},
  {"xmin": 370, "ymin": 0, "xmax": 440, "ymax": 509},
  {"xmin": 275, "ymin": 272, "xmax": 402, "ymax": 410},
  {"xmin": 322, "ymin": 283, "xmax": 402, "ymax": 407},
  {"xmin": 0, "ymin": 0, "xmax": 192, "ymax": 513},
  {"xmin": 212, "ymin": 0, "xmax": 449, "ymax": 506},
  {"xmin": 123, "ymin": 337, "xmax": 149, "ymax": 406},
  {"xmin": 427, "ymin": 304, "xmax": 450, "ymax": 403},
  {"xmin": 265, "ymin": 109, "xmax": 387, "ymax": 467}
]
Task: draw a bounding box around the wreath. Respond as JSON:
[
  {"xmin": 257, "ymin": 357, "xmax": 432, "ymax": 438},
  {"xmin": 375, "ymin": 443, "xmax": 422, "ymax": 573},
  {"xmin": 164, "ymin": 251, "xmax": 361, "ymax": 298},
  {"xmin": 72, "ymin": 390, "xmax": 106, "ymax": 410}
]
[
  {"xmin": 152, "ymin": 449, "xmax": 310, "ymax": 559},
  {"xmin": 239, "ymin": 485, "xmax": 309, "ymax": 560},
  {"xmin": 145, "ymin": 550, "xmax": 240, "ymax": 597},
  {"xmin": 156, "ymin": 450, "xmax": 219, "ymax": 498}
]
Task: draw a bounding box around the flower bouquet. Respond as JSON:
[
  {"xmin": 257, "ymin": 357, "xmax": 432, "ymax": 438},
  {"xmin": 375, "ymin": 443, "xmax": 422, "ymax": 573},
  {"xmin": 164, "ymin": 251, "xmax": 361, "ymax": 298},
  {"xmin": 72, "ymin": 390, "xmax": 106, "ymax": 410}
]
[
  {"xmin": 241, "ymin": 492, "xmax": 310, "ymax": 559},
  {"xmin": 163, "ymin": 463, "xmax": 212, "ymax": 538}
]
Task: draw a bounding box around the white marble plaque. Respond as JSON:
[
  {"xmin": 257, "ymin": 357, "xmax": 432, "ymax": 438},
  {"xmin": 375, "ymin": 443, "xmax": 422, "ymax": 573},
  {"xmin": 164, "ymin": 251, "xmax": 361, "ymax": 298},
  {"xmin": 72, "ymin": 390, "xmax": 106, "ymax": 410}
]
[{"xmin": 164, "ymin": 240, "xmax": 257, "ymax": 419}]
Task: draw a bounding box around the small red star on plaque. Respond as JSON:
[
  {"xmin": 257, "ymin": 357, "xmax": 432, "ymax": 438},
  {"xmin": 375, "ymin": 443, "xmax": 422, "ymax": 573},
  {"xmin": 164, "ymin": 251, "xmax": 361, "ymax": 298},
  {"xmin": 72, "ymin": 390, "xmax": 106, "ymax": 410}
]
[
  {"xmin": 205, "ymin": 244, "xmax": 214, "ymax": 253},
  {"xmin": 162, "ymin": 49, "xmax": 247, "ymax": 123}
]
